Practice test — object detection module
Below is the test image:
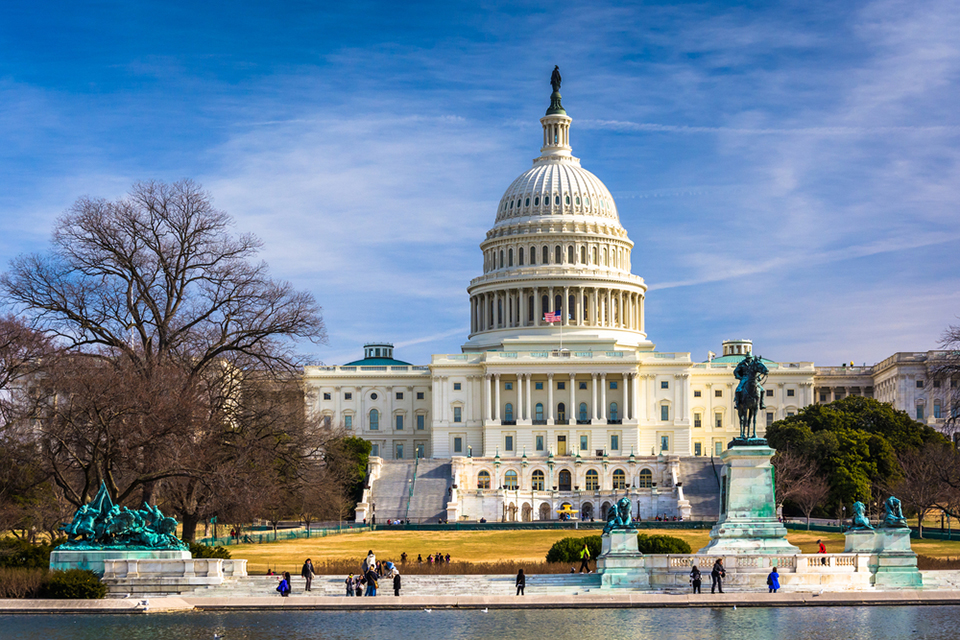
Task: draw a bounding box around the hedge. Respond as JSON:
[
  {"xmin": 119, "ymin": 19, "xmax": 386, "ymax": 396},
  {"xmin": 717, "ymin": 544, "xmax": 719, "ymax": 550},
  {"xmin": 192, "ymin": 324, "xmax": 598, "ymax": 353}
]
[
  {"xmin": 189, "ymin": 543, "xmax": 231, "ymax": 559},
  {"xmin": 38, "ymin": 569, "xmax": 107, "ymax": 599},
  {"xmin": 545, "ymin": 533, "xmax": 691, "ymax": 562}
]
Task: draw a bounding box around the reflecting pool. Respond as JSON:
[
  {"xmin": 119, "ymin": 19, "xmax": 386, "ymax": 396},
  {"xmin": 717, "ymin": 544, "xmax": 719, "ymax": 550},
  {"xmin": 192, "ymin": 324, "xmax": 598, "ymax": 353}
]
[{"xmin": 1, "ymin": 606, "xmax": 956, "ymax": 640}]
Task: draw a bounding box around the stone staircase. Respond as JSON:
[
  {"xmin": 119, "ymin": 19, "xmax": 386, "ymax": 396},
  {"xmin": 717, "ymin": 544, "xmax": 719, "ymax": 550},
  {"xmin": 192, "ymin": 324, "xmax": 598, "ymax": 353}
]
[
  {"xmin": 368, "ymin": 460, "xmax": 416, "ymax": 521},
  {"xmin": 182, "ymin": 573, "xmax": 602, "ymax": 598},
  {"xmin": 678, "ymin": 457, "xmax": 721, "ymax": 520},
  {"xmin": 407, "ymin": 460, "xmax": 452, "ymax": 522}
]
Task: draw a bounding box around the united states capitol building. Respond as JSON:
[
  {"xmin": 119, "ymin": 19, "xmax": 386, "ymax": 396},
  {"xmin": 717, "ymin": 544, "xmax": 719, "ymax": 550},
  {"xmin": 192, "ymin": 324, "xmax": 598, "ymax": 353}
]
[{"xmin": 303, "ymin": 79, "xmax": 956, "ymax": 524}]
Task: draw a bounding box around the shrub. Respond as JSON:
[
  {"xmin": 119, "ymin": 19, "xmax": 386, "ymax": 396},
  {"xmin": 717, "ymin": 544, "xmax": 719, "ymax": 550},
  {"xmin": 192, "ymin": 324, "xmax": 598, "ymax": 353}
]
[
  {"xmin": 38, "ymin": 569, "xmax": 106, "ymax": 599},
  {"xmin": 545, "ymin": 536, "xmax": 602, "ymax": 563},
  {"xmin": 636, "ymin": 534, "xmax": 692, "ymax": 555},
  {"xmin": 0, "ymin": 539, "xmax": 54, "ymax": 569},
  {"xmin": 0, "ymin": 568, "xmax": 47, "ymax": 598},
  {"xmin": 190, "ymin": 543, "xmax": 231, "ymax": 559}
]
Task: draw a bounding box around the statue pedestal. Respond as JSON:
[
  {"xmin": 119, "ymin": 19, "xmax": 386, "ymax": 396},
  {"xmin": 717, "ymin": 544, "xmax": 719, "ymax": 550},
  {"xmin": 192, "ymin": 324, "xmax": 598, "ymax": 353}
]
[
  {"xmin": 50, "ymin": 549, "xmax": 191, "ymax": 576},
  {"xmin": 844, "ymin": 528, "xmax": 922, "ymax": 589},
  {"xmin": 597, "ymin": 529, "xmax": 648, "ymax": 589},
  {"xmin": 698, "ymin": 445, "xmax": 800, "ymax": 555}
]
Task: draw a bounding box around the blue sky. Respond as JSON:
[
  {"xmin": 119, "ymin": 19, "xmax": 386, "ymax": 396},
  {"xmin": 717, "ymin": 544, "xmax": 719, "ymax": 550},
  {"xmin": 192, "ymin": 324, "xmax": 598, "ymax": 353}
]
[{"xmin": 2, "ymin": 0, "xmax": 959, "ymax": 366}]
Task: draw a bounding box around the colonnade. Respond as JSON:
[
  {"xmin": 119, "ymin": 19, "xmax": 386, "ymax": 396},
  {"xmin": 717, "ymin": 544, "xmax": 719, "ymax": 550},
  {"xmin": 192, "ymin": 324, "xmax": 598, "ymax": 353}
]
[
  {"xmin": 469, "ymin": 286, "xmax": 644, "ymax": 334},
  {"xmin": 482, "ymin": 371, "xmax": 642, "ymax": 424}
]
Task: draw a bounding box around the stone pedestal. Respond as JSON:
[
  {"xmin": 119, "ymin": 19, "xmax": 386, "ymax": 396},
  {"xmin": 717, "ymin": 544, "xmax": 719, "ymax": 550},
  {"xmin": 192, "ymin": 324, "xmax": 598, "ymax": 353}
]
[
  {"xmin": 597, "ymin": 529, "xmax": 649, "ymax": 589},
  {"xmin": 698, "ymin": 445, "xmax": 800, "ymax": 555},
  {"xmin": 844, "ymin": 528, "xmax": 922, "ymax": 589},
  {"xmin": 50, "ymin": 549, "xmax": 192, "ymax": 576}
]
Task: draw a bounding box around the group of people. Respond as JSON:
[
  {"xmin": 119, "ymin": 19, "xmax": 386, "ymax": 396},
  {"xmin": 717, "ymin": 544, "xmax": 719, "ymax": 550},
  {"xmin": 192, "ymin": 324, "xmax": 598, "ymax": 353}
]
[
  {"xmin": 653, "ymin": 515, "xmax": 683, "ymax": 522},
  {"xmin": 344, "ymin": 550, "xmax": 402, "ymax": 597},
  {"xmin": 688, "ymin": 559, "xmax": 780, "ymax": 594},
  {"xmin": 415, "ymin": 552, "xmax": 452, "ymax": 564}
]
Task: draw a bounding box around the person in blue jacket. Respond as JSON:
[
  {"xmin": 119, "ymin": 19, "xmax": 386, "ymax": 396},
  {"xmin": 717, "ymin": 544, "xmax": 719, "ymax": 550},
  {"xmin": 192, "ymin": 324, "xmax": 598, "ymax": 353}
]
[
  {"xmin": 277, "ymin": 571, "xmax": 292, "ymax": 597},
  {"xmin": 767, "ymin": 567, "xmax": 780, "ymax": 593}
]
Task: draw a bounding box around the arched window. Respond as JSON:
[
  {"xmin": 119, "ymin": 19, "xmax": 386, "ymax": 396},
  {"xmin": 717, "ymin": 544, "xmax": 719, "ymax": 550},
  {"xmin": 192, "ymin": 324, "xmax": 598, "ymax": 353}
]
[
  {"xmin": 592, "ymin": 246, "xmax": 598, "ymax": 264},
  {"xmin": 542, "ymin": 246, "xmax": 549, "ymax": 264},
  {"xmin": 478, "ymin": 470, "xmax": 491, "ymax": 489},
  {"xmin": 555, "ymin": 245, "xmax": 562, "ymax": 264},
  {"xmin": 638, "ymin": 469, "xmax": 653, "ymax": 488},
  {"xmin": 525, "ymin": 197, "xmax": 530, "ymax": 206},
  {"xmin": 504, "ymin": 470, "xmax": 519, "ymax": 490},
  {"xmin": 554, "ymin": 195, "xmax": 560, "ymax": 206},
  {"xmin": 568, "ymin": 294, "xmax": 575, "ymax": 319},
  {"xmin": 541, "ymin": 295, "xmax": 549, "ymax": 315},
  {"xmin": 532, "ymin": 469, "xmax": 545, "ymax": 491},
  {"xmin": 568, "ymin": 245, "xmax": 574, "ymax": 263},
  {"xmin": 518, "ymin": 247, "xmax": 524, "ymax": 265},
  {"xmin": 555, "ymin": 294, "xmax": 562, "ymax": 315},
  {"xmin": 579, "ymin": 402, "xmax": 588, "ymax": 422},
  {"xmin": 613, "ymin": 469, "xmax": 626, "ymax": 489},
  {"xmin": 509, "ymin": 200, "xmax": 513, "ymax": 209},
  {"xmin": 534, "ymin": 196, "xmax": 540, "ymax": 206},
  {"xmin": 504, "ymin": 403, "xmax": 514, "ymax": 422},
  {"xmin": 497, "ymin": 299, "xmax": 502, "ymax": 326},
  {"xmin": 535, "ymin": 403, "xmax": 544, "ymax": 422},
  {"xmin": 499, "ymin": 250, "xmax": 504, "ymax": 269},
  {"xmin": 508, "ymin": 248, "xmax": 513, "ymax": 267},
  {"xmin": 559, "ymin": 469, "xmax": 572, "ymax": 491},
  {"xmin": 576, "ymin": 196, "xmax": 581, "ymax": 206},
  {"xmin": 609, "ymin": 402, "xmax": 619, "ymax": 421},
  {"xmin": 565, "ymin": 195, "xmax": 570, "ymax": 205},
  {"xmin": 557, "ymin": 402, "xmax": 566, "ymax": 421},
  {"xmin": 585, "ymin": 469, "xmax": 599, "ymax": 490},
  {"xmin": 528, "ymin": 295, "xmax": 534, "ymax": 322},
  {"xmin": 580, "ymin": 246, "xmax": 586, "ymax": 263},
  {"xmin": 369, "ymin": 409, "xmax": 379, "ymax": 431},
  {"xmin": 530, "ymin": 246, "xmax": 537, "ymax": 264}
]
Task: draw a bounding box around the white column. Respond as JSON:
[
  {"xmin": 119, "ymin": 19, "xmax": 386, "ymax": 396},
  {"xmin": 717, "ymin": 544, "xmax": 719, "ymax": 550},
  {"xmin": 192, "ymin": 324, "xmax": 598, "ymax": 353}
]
[
  {"xmin": 517, "ymin": 373, "xmax": 524, "ymax": 421},
  {"xmin": 624, "ymin": 374, "xmax": 630, "ymax": 421},
  {"xmin": 591, "ymin": 373, "xmax": 599, "ymax": 421},
  {"xmin": 633, "ymin": 372, "xmax": 641, "ymax": 421},
  {"xmin": 526, "ymin": 374, "xmax": 533, "ymax": 423},
  {"xmin": 520, "ymin": 289, "xmax": 526, "ymax": 327},
  {"xmin": 563, "ymin": 286, "xmax": 570, "ymax": 326},
  {"xmin": 600, "ymin": 373, "xmax": 607, "ymax": 422},
  {"xmin": 494, "ymin": 373, "xmax": 501, "ymax": 422},
  {"xmin": 569, "ymin": 372, "xmax": 576, "ymax": 425},
  {"xmin": 547, "ymin": 373, "xmax": 555, "ymax": 424},
  {"xmin": 484, "ymin": 374, "xmax": 492, "ymax": 422}
]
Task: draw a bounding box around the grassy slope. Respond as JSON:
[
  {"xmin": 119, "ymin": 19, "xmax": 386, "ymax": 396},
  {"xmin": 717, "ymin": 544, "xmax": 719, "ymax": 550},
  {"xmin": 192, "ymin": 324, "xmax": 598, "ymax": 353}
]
[{"xmin": 228, "ymin": 528, "xmax": 960, "ymax": 574}]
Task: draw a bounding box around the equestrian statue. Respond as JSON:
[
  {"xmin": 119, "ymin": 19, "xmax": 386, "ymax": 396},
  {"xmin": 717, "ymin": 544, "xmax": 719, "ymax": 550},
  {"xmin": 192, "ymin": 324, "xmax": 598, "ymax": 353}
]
[{"xmin": 734, "ymin": 353, "xmax": 769, "ymax": 443}]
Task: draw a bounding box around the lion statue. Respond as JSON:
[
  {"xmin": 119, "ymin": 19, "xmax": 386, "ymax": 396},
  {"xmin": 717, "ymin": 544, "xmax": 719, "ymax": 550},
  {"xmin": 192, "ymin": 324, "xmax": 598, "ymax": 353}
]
[
  {"xmin": 881, "ymin": 496, "xmax": 908, "ymax": 528},
  {"xmin": 849, "ymin": 501, "xmax": 873, "ymax": 530}
]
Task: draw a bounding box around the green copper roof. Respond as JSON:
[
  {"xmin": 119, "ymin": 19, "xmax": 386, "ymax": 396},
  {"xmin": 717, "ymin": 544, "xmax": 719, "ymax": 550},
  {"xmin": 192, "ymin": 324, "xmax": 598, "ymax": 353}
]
[
  {"xmin": 546, "ymin": 90, "xmax": 566, "ymax": 116},
  {"xmin": 343, "ymin": 356, "xmax": 413, "ymax": 366}
]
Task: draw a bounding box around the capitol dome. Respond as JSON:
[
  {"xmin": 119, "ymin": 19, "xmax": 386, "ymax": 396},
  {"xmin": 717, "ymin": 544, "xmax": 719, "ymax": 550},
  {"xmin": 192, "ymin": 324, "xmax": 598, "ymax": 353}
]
[{"xmin": 463, "ymin": 72, "xmax": 651, "ymax": 353}]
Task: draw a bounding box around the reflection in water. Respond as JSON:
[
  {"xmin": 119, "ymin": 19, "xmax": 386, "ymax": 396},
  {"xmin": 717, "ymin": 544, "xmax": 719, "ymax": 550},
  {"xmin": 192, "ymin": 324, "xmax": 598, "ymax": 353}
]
[{"xmin": 0, "ymin": 606, "xmax": 953, "ymax": 640}]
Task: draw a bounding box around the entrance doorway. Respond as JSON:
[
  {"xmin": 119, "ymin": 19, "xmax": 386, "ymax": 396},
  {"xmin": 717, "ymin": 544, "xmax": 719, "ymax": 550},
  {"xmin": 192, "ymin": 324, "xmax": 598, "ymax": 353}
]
[
  {"xmin": 558, "ymin": 469, "xmax": 572, "ymax": 491},
  {"xmin": 557, "ymin": 435, "xmax": 567, "ymax": 456},
  {"xmin": 539, "ymin": 503, "xmax": 552, "ymax": 520}
]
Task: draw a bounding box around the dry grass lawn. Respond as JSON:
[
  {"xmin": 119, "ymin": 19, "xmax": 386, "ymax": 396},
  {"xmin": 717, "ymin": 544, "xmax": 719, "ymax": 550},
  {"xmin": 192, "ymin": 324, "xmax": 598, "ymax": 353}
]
[{"xmin": 225, "ymin": 527, "xmax": 960, "ymax": 574}]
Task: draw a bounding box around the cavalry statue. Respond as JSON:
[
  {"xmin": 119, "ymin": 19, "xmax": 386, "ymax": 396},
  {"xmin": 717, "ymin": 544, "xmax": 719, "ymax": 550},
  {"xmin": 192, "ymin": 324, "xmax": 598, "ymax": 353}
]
[
  {"xmin": 734, "ymin": 353, "xmax": 769, "ymax": 442},
  {"xmin": 602, "ymin": 496, "xmax": 634, "ymax": 534}
]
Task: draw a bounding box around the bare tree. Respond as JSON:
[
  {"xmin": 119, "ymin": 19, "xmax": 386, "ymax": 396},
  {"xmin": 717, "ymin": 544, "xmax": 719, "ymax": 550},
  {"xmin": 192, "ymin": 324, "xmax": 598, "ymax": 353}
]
[
  {"xmin": 934, "ymin": 324, "xmax": 960, "ymax": 438},
  {"xmin": 1, "ymin": 180, "xmax": 326, "ymax": 518},
  {"xmin": 793, "ymin": 475, "xmax": 831, "ymax": 530},
  {"xmin": 773, "ymin": 449, "xmax": 818, "ymax": 513},
  {"xmin": 892, "ymin": 443, "xmax": 951, "ymax": 538}
]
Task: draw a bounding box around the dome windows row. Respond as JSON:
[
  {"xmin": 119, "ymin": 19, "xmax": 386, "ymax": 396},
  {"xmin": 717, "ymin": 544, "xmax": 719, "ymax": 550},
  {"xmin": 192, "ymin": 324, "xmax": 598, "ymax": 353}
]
[
  {"xmin": 499, "ymin": 192, "xmax": 613, "ymax": 219},
  {"xmin": 483, "ymin": 241, "xmax": 630, "ymax": 273}
]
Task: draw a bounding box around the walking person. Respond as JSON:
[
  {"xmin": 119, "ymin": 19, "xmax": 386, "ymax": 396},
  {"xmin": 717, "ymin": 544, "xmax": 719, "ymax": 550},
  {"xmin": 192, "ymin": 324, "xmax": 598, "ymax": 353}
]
[
  {"xmin": 817, "ymin": 539, "xmax": 827, "ymax": 565},
  {"xmin": 579, "ymin": 543, "xmax": 591, "ymax": 573},
  {"xmin": 516, "ymin": 569, "xmax": 526, "ymax": 596},
  {"xmin": 711, "ymin": 558, "xmax": 725, "ymax": 594},
  {"xmin": 277, "ymin": 571, "xmax": 291, "ymax": 597},
  {"xmin": 690, "ymin": 564, "xmax": 702, "ymax": 594},
  {"xmin": 364, "ymin": 567, "xmax": 379, "ymax": 596},
  {"xmin": 345, "ymin": 573, "xmax": 355, "ymax": 596},
  {"xmin": 767, "ymin": 567, "xmax": 780, "ymax": 593},
  {"xmin": 354, "ymin": 575, "xmax": 363, "ymax": 597},
  {"xmin": 363, "ymin": 549, "xmax": 377, "ymax": 574},
  {"xmin": 393, "ymin": 570, "xmax": 401, "ymax": 596},
  {"xmin": 301, "ymin": 558, "xmax": 315, "ymax": 592}
]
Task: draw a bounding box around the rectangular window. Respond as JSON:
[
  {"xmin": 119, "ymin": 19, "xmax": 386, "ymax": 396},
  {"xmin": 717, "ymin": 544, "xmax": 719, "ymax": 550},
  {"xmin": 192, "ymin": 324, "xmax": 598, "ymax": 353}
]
[
  {"xmin": 370, "ymin": 443, "xmax": 380, "ymax": 457},
  {"xmin": 454, "ymin": 382, "xmax": 462, "ymax": 390},
  {"xmin": 694, "ymin": 390, "xmax": 702, "ymax": 397},
  {"xmin": 579, "ymin": 382, "xmax": 587, "ymax": 390},
  {"xmin": 694, "ymin": 413, "xmax": 702, "ymax": 428},
  {"xmin": 344, "ymin": 415, "xmax": 353, "ymax": 429},
  {"xmin": 934, "ymin": 402, "xmax": 942, "ymax": 419},
  {"xmin": 715, "ymin": 413, "xmax": 723, "ymax": 429},
  {"xmin": 396, "ymin": 392, "xmax": 403, "ymax": 400},
  {"xmin": 345, "ymin": 392, "xmax": 353, "ymax": 400},
  {"xmin": 323, "ymin": 392, "xmax": 331, "ymax": 400},
  {"xmin": 505, "ymin": 382, "xmax": 513, "ymax": 390},
  {"xmin": 715, "ymin": 441, "xmax": 722, "ymax": 456},
  {"xmin": 660, "ymin": 435, "xmax": 669, "ymax": 452},
  {"xmin": 819, "ymin": 393, "xmax": 827, "ymax": 402},
  {"xmin": 609, "ymin": 381, "xmax": 617, "ymax": 390},
  {"xmin": 611, "ymin": 434, "xmax": 619, "ymax": 450},
  {"xmin": 766, "ymin": 412, "xmax": 774, "ymax": 427},
  {"xmin": 395, "ymin": 443, "xmax": 403, "ymax": 459},
  {"xmin": 453, "ymin": 437, "xmax": 462, "ymax": 453},
  {"xmin": 557, "ymin": 382, "xmax": 565, "ymax": 390},
  {"xmin": 917, "ymin": 380, "xmax": 924, "ymax": 388},
  {"xmin": 580, "ymin": 435, "xmax": 588, "ymax": 452},
  {"xmin": 417, "ymin": 392, "xmax": 425, "ymax": 399},
  {"xmin": 417, "ymin": 414, "xmax": 425, "ymax": 430},
  {"xmin": 536, "ymin": 435, "xmax": 544, "ymax": 451},
  {"xmin": 660, "ymin": 405, "xmax": 669, "ymax": 421},
  {"xmin": 916, "ymin": 405, "xmax": 924, "ymax": 420},
  {"xmin": 505, "ymin": 435, "xmax": 514, "ymax": 451},
  {"xmin": 714, "ymin": 389, "xmax": 722, "ymax": 398},
  {"xmin": 395, "ymin": 415, "xmax": 403, "ymax": 430},
  {"xmin": 661, "ymin": 381, "xmax": 669, "ymax": 389},
  {"xmin": 694, "ymin": 442, "xmax": 702, "ymax": 456},
  {"xmin": 416, "ymin": 444, "xmax": 425, "ymax": 458},
  {"xmin": 766, "ymin": 389, "xmax": 774, "ymax": 397},
  {"xmin": 934, "ymin": 379, "xmax": 941, "ymax": 388},
  {"xmin": 535, "ymin": 382, "xmax": 543, "ymax": 390},
  {"xmin": 453, "ymin": 406, "xmax": 462, "ymax": 423},
  {"xmin": 787, "ymin": 411, "xmax": 795, "ymax": 417},
  {"xmin": 787, "ymin": 389, "xmax": 795, "ymax": 397}
]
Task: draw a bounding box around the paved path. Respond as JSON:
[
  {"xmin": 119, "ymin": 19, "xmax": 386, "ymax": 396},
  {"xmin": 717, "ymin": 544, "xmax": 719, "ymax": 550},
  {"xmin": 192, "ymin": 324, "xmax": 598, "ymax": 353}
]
[{"xmin": 5, "ymin": 591, "xmax": 960, "ymax": 614}]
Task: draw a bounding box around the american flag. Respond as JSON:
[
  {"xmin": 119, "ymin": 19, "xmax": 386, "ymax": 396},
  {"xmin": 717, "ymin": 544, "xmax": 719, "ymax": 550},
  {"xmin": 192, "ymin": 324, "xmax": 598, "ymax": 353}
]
[{"xmin": 544, "ymin": 311, "xmax": 561, "ymax": 323}]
